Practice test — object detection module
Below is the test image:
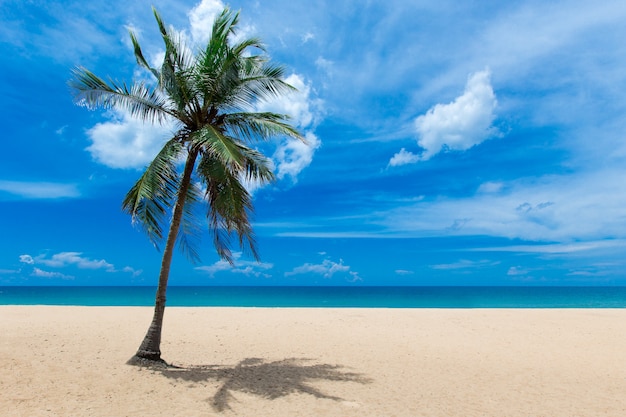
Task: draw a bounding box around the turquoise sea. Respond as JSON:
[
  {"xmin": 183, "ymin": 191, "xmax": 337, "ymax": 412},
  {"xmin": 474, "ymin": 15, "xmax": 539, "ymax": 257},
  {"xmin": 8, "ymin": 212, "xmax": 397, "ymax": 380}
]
[{"xmin": 1, "ymin": 286, "xmax": 626, "ymax": 308}]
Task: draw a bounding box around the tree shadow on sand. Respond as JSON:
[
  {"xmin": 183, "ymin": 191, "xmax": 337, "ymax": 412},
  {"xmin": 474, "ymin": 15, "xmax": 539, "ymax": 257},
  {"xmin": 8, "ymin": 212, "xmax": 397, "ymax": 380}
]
[{"xmin": 158, "ymin": 357, "xmax": 372, "ymax": 412}]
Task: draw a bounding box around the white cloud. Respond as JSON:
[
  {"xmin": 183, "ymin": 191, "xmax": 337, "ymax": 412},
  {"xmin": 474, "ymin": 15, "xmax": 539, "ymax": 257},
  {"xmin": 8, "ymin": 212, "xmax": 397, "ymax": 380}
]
[
  {"xmin": 122, "ymin": 266, "xmax": 143, "ymax": 277},
  {"xmin": 260, "ymin": 74, "xmax": 320, "ymax": 129},
  {"xmin": 475, "ymin": 2, "xmax": 626, "ymax": 82},
  {"xmin": 22, "ymin": 252, "xmax": 121, "ymax": 272},
  {"xmin": 188, "ymin": 0, "xmax": 255, "ymax": 47},
  {"xmin": 285, "ymin": 258, "xmax": 360, "ymax": 281},
  {"xmin": 31, "ymin": 268, "xmax": 73, "ymax": 280},
  {"xmin": 188, "ymin": 0, "xmax": 225, "ymax": 45},
  {"xmin": 395, "ymin": 269, "xmax": 414, "ymax": 275},
  {"xmin": 19, "ymin": 255, "xmax": 34, "ymax": 265},
  {"xmin": 195, "ymin": 252, "xmax": 273, "ymax": 277},
  {"xmin": 0, "ymin": 181, "xmax": 79, "ymax": 199},
  {"xmin": 388, "ymin": 148, "xmax": 420, "ymax": 167},
  {"xmin": 40, "ymin": 252, "xmax": 115, "ymax": 271},
  {"xmin": 86, "ymin": 109, "xmax": 175, "ymax": 169},
  {"xmin": 255, "ymin": 73, "xmax": 323, "ymax": 182},
  {"xmin": 149, "ymin": 51, "xmax": 166, "ymax": 73},
  {"xmin": 274, "ymin": 131, "xmax": 321, "ymax": 181},
  {"xmin": 286, "ymin": 259, "xmax": 347, "ymax": 277},
  {"xmin": 414, "ymin": 70, "xmax": 498, "ymax": 161}
]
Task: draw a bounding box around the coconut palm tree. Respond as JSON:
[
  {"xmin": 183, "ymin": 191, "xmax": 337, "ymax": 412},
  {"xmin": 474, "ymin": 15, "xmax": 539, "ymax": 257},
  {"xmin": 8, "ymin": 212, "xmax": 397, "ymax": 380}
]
[{"xmin": 70, "ymin": 7, "xmax": 303, "ymax": 364}]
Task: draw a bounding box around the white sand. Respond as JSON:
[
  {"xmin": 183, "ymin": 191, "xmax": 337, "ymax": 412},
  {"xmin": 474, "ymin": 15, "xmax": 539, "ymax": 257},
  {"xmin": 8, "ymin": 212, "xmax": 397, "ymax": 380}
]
[{"xmin": 1, "ymin": 306, "xmax": 626, "ymax": 416}]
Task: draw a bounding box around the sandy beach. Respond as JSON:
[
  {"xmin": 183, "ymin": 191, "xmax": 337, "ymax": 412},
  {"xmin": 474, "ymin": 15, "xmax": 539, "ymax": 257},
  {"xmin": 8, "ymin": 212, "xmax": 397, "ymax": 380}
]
[{"xmin": 1, "ymin": 306, "xmax": 626, "ymax": 416}]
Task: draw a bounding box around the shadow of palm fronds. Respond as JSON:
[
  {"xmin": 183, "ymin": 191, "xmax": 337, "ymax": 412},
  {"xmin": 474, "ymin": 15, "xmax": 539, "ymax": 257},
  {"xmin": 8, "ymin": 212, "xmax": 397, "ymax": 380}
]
[{"xmin": 159, "ymin": 357, "xmax": 371, "ymax": 412}]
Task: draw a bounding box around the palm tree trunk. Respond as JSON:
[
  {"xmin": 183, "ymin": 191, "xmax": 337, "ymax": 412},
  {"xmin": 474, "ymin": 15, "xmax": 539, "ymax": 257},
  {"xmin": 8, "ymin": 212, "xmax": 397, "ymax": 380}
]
[{"xmin": 129, "ymin": 147, "xmax": 200, "ymax": 365}]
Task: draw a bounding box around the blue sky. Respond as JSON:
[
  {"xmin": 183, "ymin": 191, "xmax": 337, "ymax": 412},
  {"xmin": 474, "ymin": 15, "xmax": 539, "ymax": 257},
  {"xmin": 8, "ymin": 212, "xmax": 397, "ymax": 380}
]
[{"xmin": 1, "ymin": 0, "xmax": 626, "ymax": 286}]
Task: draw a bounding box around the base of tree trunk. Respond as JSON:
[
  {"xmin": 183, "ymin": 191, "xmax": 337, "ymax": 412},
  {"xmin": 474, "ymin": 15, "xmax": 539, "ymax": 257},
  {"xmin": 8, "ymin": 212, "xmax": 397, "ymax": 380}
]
[{"xmin": 126, "ymin": 353, "xmax": 168, "ymax": 368}]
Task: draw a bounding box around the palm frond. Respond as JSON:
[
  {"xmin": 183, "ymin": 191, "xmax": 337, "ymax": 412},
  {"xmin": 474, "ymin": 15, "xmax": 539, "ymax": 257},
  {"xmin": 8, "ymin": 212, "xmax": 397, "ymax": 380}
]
[
  {"xmin": 197, "ymin": 154, "xmax": 259, "ymax": 264},
  {"xmin": 237, "ymin": 144, "xmax": 275, "ymax": 184},
  {"xmin": 152, "ymin": 8, "xmax": 198, "ymax": 118},
  {"xmin": 214, "ymin": 62, "xmax": 297, "ymax": 112},
  {"xmin": 223, "ymin": 112, "xmax": 304, "ymax": 143},
  {"xmin": 196, "ymin": 9, "xmax": 269, "ymax": 112},
  {"xmin": 121, "ymin": 138, "xmax": 184, "ymax": 247},
  {"xmin": 231, "ymin": 36, "xmax": 265, "ymax": 56},
  {"xmin": 176, "ymin": 180, "xmax": 203, "ymax": 263},
  {"xmin": 233, "ymin": 65, "xmax": 297, "ymax": 107},
  {"xmin": 69, "ymin": 67, "xmax": 173, "ymax": 124},
  {"xmin": 192, "ymin": 125, "xmax": 245, "ymax": 168},
  {"xmin": 129, "ymin": 30, "xmax": 159, "ymax": 80},
  {"xmin": 210, "ymin": 8, "xmax": 239, "ymax": 50}
]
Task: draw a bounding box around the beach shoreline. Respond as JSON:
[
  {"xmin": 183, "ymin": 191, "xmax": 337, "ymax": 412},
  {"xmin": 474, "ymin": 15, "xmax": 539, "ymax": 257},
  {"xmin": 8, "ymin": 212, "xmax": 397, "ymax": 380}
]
[{"xmin": 2, "ymin": 306, "xmax": 626, "ymax": 416}]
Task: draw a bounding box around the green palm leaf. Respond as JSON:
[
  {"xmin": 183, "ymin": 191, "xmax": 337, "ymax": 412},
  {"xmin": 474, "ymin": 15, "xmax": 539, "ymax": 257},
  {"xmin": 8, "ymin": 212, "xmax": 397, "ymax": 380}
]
[
  {"xmin": 237, "ymin": 144, "xmax": 275, "ymax": 183},
  {"xmin": 193, "ymin": 125, "xmax": 246, "ymax": 168},
  {"xmin": 129, "ymin": 30, "xmax": 160, "ymax": 80},
  {"xmin": 121, "ymin": 138, "xmax": 183, "ymax": 247},
  {"xmin": 176, "ymin": 180, "xmax": 203, "ymax": 263},
  {"xmin": 198, "ymin": 153, "xmax": 258, "ymax": 264},
  {"xmin": 224, "ymin": 112, "xmax": 304, "ymax": 143},
  {"xmin": 69, "ymin": 67, "xmax": 173, "ymax": 124}
]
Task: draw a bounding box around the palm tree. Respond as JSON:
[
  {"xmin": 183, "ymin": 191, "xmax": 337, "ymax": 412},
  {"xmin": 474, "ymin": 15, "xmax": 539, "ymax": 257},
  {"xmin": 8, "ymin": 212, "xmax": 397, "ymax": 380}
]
[{"xmin": 70, "ymin": 7, "xmax": 303, "ymax": 364}]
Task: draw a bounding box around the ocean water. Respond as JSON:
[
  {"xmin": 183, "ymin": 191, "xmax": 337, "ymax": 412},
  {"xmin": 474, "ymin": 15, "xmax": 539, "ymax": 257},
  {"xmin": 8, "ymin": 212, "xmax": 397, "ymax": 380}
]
[{"xmin": 1, "ymin": 286, "xmax": 626, "ymax": 308}]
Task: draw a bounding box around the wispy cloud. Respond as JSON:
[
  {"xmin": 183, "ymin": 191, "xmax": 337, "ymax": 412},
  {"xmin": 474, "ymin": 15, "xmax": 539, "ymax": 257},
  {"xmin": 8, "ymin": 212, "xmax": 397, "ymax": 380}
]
[
  {"xmin": 122, "ymin": 266, "xmax": 143, "ymax": 277},
  {"xmin": 475, "ymin": 240, "xmax": 626, "ymax": 255},
  {"xmin": 31, "ymin": 267, "xmax": 74, "ymax": 280},
  {"xmin": 195, "ymin": 252, "xmax": 273, "ymax": 277},
  {"xmin": 285, "ymin": 257, "xmax": 361, "ymax": 282},
  {"xmin": 302, "ymin": 32, "xmax": 315, "ymax": 43},
  {"xmin": 0, "ymin": 180, "xmax": 80, "ymax": 199},
  {"xmin": 478, "ymin": 181, "xmax": 505, "ymax": 194},
  {"xmin": 0, "ymin": 2, "xmax": 120, "ymax": 64},
  {"xmin": 23, "ymin": 252, "xmax": 116, "ymax": 271},
  {"xmin": 20, "ymin": 252, "xmax": 139, "ymax": 275},
  {"xmin": 431, "ymin": 259, "xmax": 500, "ymax": 270},
  {"xmin": 377, "ymin": 168, "xmax": 626, "ymax": 242}
]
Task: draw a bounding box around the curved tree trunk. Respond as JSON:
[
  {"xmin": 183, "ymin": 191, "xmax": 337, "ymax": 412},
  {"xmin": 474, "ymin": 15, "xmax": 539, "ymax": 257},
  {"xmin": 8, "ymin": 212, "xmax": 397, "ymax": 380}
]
[{"xmin": 128, "ymin": 147, "xmax": 200, "ymax": 365}]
